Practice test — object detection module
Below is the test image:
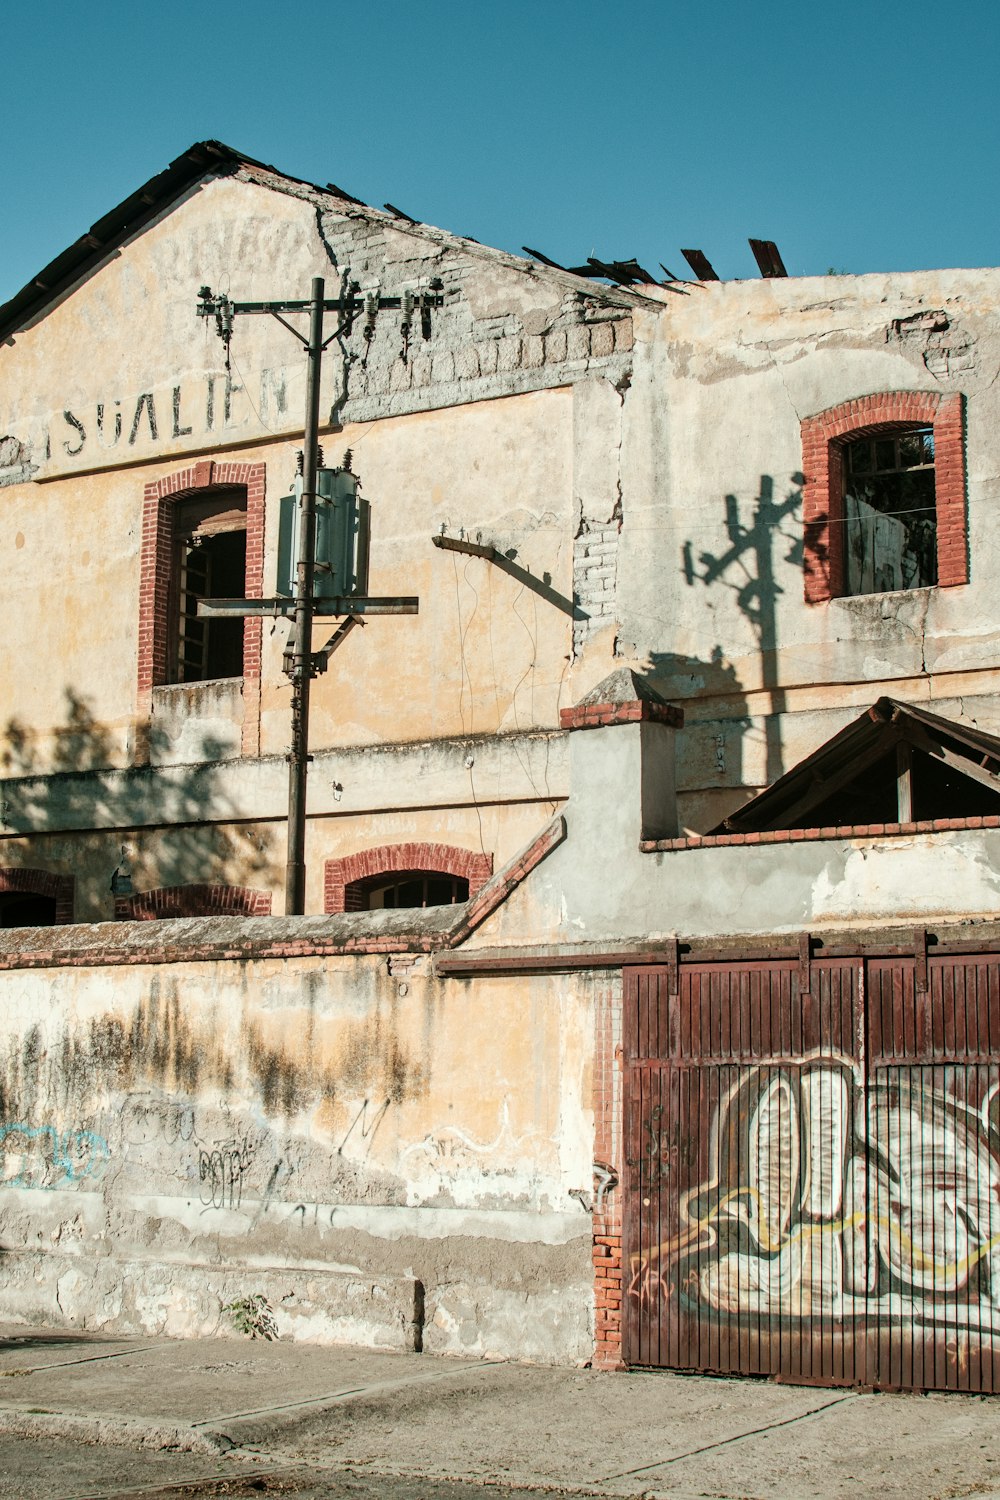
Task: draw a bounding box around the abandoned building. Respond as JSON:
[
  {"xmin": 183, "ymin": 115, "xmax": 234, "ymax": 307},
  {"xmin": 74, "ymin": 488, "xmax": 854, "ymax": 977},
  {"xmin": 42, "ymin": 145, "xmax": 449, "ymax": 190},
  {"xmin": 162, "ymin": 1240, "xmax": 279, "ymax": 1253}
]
[{"xmin": 1, "ymin": 139, "xmax": 1000, "ymax": 1392}]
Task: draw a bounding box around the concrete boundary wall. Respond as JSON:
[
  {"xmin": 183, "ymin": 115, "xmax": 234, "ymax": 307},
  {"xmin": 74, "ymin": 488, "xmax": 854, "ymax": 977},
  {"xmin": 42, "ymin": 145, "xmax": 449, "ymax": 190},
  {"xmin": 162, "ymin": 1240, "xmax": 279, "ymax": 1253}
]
[{"xmin": 0, "ymin": 936, "xmax": 596, "ymax": 1363}]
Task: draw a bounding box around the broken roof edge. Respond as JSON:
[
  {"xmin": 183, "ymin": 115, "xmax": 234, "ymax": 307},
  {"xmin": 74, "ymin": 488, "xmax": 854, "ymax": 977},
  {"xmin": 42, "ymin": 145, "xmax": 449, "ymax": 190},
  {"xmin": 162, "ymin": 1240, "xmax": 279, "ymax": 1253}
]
[{"xmin": 0, "ymin": 139, "xmax": 643, "ymax": 347}]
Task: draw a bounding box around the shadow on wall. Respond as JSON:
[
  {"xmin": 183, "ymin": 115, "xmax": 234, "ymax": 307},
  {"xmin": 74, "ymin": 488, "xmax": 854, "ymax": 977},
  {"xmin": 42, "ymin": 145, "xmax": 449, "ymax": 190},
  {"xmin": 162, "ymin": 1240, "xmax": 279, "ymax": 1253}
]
[
  {"xmin": 645, "ymin": 474, "xmax": 804, "ymax": 830},
  {"xmin": 0, "ymin": 689, "xmax": 275, "ymax": 920}
]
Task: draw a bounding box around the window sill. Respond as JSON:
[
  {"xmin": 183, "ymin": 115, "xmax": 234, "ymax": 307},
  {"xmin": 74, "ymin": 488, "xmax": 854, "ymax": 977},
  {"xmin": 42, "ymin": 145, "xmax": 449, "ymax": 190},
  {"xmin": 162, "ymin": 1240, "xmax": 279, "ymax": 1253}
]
[
  {"xmin": 828, "ymin": 585, "xmax": 936, "ymax": 607},
  {"xmin": 153, "ymin": 677, "xmax": 244, "ymax": 696}
]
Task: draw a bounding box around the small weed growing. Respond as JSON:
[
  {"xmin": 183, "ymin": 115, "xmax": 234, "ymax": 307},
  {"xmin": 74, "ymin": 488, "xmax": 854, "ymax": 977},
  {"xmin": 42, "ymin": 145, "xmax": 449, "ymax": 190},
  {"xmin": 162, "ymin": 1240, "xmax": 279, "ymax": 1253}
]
[{"xmin": 224, "ymin": 1293, "xmax": 278, "ymax": 1340}]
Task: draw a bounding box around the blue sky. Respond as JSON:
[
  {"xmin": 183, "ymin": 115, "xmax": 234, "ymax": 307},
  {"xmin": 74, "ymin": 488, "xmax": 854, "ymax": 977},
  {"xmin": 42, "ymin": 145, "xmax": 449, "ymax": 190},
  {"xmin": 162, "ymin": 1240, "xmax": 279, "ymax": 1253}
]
[{"xmin": 2, "ymin": 0, "xmax": 999, "ymax": 305}]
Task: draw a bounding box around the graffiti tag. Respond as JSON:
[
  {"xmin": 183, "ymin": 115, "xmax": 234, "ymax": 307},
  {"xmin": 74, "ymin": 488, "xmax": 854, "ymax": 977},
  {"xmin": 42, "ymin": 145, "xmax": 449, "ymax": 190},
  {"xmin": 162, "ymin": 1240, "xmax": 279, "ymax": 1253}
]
[
  {"xmin": 0, "ymin": 1123, "xmax": 109, "ymax": 1189},
  {"xmin": 198, "ymin": 1137, "xmax": 256, "ymax": 1211}
]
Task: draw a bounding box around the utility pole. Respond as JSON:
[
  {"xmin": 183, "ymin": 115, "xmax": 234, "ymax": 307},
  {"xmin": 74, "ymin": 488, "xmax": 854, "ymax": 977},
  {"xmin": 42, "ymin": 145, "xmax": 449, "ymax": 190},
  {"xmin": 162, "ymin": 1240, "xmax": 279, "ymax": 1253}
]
[{"xmin": 196, "ymin": 274, "xmax": 442, "ymax": 915}]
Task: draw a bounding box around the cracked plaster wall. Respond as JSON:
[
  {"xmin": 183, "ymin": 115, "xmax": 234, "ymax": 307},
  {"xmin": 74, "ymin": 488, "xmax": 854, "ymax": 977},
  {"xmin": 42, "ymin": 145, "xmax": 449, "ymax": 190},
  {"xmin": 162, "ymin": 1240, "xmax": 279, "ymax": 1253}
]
[
  {"xmin": 614, "ymin": 272, "xmax": 1000, "ymax": 831},
  {"xmin": 0, "ymin": 169, "xmax": 635, "ymax": 891},
  {"xmin": 0, "ymin": 948, "xmax": 596, "ymax": 1361}
]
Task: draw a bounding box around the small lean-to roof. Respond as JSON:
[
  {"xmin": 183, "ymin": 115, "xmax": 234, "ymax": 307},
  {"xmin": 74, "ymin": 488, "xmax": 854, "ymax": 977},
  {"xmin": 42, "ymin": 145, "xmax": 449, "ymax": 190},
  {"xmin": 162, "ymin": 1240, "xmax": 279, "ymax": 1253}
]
[{"xmin": 713, "ymin": 697, "xmax": 1000, "ymax": 834}]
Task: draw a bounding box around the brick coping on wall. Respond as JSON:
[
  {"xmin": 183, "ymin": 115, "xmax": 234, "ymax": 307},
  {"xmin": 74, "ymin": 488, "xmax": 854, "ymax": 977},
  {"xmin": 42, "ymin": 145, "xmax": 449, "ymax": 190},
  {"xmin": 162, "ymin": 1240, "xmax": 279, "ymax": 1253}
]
[
  {"xmin": 560, "ymin": 700, "xmax": 684, "ymax": 732},
  {"xmin": 0, "ymin": 817, "xmax": 565, "ymax": 971},
  {"xmin": 641, "ymin": 813, "xmax": 1000, "ymax": 852}
]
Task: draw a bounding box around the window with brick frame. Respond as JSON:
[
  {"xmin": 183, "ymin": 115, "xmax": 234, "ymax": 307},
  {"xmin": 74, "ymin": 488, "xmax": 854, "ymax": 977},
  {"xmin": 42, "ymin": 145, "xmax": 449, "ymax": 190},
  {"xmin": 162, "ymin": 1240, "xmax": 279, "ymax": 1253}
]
[
  {"xmin": 0, "ymin": 868, "xmax": 74, "ymax": 927},
  {"xmin": 115, "ymin": 884, "xmax": 272, "ymax": 921},
  {"xmin": 325, "ymin": 844, "xmax": 494, "ymax": 914},
  {"xmin": 137, "ymin": 460, "xmax": 265, "ymax": 692},
  {"xmin": 801, "ymin": 392, "xmax": 967, "ymax": 604}
]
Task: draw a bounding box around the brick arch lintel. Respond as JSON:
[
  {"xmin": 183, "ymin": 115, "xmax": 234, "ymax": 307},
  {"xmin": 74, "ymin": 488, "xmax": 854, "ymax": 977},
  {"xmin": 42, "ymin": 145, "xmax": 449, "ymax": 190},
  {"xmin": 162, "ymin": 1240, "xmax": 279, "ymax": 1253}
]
[
  {"xmin": 0, "ymin": 868, "xmax": 75, "ymax": 924},
  {"xmin": 325, "ymin": 843, "xmax": 494, "ymax": 915},
  {"xmin": 801, "ymin": 390, "xmax": 966, "ymax": 603},
  {"xmin": 115, "ymin": 883, "xmax": 272, "ymax": 922}
]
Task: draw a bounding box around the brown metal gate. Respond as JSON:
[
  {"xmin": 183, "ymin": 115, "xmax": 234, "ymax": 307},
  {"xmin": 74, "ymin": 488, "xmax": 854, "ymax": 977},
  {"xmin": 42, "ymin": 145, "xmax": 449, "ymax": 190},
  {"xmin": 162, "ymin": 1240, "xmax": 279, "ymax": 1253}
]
[{"xmin": 623, "ymin": 951, "xmax": 1000, "ymax": 1392}]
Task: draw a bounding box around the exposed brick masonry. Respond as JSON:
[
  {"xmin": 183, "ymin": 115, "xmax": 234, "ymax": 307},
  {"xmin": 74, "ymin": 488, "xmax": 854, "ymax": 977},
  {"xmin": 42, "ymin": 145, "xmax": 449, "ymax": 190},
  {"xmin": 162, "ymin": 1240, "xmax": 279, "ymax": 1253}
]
[
  {"xmin": 137, "ymin": 460, "xmax": 266, "ymax": 756},
  {"xmin": 573, "ymin": 521, "xmax": 621, "ymax": 655},
  {"xmin": 592, "ymin": 974, "xmax": 625, "ymax": 1369},
  {"xmin": 801, "ymin": 391, "xmax": 967, "ymax": 603}
]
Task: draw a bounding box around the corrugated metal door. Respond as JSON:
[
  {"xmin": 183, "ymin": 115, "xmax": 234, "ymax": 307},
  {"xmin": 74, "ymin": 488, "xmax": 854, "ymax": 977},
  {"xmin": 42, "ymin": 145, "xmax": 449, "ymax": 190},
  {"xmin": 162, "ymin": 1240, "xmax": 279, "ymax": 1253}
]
[{"xmin": 623, "ymin": 953, "xmax": 1000, "ymax": 1392}]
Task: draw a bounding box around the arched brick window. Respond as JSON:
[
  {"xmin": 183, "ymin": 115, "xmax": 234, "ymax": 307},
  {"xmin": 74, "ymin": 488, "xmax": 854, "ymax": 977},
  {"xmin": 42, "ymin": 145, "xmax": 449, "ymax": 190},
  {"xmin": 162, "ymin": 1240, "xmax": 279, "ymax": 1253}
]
[
  {"xmin": 115, "ymin": 884, "xmax": 272, "ymax": 921},
  {"xmin": 801, "ymin": 391, "xmax": 966, "ymax": 603},
  {"xmin": 0, "ymin": 868, "xmax": 74, "ymax": 927},
  {"xmin": 325, "ymin": 844, "xmax": 493, "ymax": 914},
  {"xmin": 137, "ymin": 460, "xmax": 266, "ymax": 692}
]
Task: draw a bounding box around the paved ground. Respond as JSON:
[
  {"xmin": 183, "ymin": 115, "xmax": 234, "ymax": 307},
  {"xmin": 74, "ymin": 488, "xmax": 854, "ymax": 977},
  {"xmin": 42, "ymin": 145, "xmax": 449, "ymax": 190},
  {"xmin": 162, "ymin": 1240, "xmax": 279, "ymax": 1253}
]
[{"xmin": 0, "ymin": 1326, "xmax": 999, "ymax": 1499}]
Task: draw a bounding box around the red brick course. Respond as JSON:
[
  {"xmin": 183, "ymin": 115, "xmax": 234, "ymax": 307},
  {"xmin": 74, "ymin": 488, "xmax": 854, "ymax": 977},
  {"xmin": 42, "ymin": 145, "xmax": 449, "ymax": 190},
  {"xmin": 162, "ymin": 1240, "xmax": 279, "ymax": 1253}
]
[
  {"xmin": 642, "ymin": 813, "xmax": 1000, "ymax": 852},
  {"xmin": 800, "ymin": 391, "xmax": 967, "ymax": 603}
]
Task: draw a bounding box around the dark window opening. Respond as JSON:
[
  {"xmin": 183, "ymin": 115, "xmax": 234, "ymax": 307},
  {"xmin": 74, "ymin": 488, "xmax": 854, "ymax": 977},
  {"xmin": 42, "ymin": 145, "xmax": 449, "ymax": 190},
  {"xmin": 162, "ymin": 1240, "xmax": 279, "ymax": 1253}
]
[
  {"xmin": 356, "ymin": 872, "xmax": 470, "ymax": 910},
  {"xmin": 788, "ymin": 746, "xmax": 1000, "ymax": 829},
  {"xmin": 843, "ymin": 427, "xmax": 936, "ymax": 595},
  {"xmin": 171, "ymin": 492, "xmax": 247, "ymax": 683},
  {"xmin": 0, "ymin": 893, "xmax": 57, "ymax": 928}
]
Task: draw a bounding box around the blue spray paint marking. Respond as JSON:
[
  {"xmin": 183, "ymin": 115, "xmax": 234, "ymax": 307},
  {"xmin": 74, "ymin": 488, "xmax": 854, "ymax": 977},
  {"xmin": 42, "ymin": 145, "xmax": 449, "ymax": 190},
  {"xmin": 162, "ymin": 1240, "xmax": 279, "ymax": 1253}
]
[{"xmin": 0, "ymin": 1123, "xmax": 110, "ymax": 1189}]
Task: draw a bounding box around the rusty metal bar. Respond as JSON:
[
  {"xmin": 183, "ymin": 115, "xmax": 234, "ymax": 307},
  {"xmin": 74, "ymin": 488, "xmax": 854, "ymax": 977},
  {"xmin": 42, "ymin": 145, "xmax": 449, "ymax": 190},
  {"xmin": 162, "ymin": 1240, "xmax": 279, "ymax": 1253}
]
[
  {"xmin": 799, "ymin": 931, "xmax": 812, "ymax": 996},
  {"xmin": 914, "ymin": 927, "xmax": 929, "ymax": 992}
]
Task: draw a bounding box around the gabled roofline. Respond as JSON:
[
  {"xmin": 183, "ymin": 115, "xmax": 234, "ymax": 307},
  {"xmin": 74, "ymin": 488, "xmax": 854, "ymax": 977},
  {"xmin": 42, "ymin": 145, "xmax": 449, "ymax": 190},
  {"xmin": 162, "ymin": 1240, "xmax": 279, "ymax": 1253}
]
[
  {"xmin": 1, "ymin": 141, "xmax": 236, "ymax": 343},
  {"xmin": 0, "ymin": 140, "xmax": 644, "ymax": 347},
  {"xmin": 0, "ymin": 139, "xmax": 362, "ymax": 346}
]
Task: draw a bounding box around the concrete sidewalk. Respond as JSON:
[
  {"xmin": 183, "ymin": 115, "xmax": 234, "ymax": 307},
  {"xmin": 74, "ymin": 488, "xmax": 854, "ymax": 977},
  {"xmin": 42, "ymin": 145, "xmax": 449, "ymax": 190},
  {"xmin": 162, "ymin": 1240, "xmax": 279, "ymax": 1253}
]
[{"xmin": 0, "ymin": 1326, "xmax": 999, "ymax": 1499}]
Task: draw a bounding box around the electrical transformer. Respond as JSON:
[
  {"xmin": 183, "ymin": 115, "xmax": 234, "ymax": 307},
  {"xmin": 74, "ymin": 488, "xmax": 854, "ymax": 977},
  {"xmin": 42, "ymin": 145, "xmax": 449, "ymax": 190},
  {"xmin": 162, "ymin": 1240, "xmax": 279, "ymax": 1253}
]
[{"xmin": 276, "ymin": 468, "xmax": 371, "ymax": 599}]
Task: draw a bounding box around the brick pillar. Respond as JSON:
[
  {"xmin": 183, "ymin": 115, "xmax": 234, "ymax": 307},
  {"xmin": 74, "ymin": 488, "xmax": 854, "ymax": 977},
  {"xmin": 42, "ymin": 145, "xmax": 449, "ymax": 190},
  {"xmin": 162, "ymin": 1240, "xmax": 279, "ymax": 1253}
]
[{"xmin": 592, "ymin": 972, "xmax": 625, "ymax": 1370}]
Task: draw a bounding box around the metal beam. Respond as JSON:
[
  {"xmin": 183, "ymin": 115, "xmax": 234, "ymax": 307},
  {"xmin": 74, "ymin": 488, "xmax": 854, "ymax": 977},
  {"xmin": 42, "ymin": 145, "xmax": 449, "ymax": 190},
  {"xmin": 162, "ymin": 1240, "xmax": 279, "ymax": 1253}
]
[
  {"xmin": 432, "ymin": 534, "xmax": 583, "ymax": 619},
  {"xmin": 198, "ymin": 596, "xmax": 419, "ymax": 618},
  {"xmin": 748, "ymin": 239, "xmax": 788, "ymax": 278}
]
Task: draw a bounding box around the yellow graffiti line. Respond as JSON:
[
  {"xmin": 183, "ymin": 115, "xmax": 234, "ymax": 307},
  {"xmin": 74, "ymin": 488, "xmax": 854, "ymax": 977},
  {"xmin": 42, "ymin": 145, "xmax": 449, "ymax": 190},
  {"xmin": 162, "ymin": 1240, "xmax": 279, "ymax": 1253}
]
[{"xmin": 633, "ymin": 1184, "xmax": 1000, "ymax": 1286}]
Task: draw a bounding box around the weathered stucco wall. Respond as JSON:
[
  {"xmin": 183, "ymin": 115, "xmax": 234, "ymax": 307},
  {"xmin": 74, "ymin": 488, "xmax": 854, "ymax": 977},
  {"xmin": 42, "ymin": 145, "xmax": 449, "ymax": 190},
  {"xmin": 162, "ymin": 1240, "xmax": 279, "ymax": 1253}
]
[
  {"xmin": 471, "ymin": 719, "xmax": 1000, "ymax": 950},
  {"xmin": 617, "ymin": 272, "xmax": 1000, "ymax": 829},
  {"xmin": 0, "ymin": 165, "xmax": 635, "ymax": 912},
  {"xmin": 0, "ymin": 936, "xmax": 596, "ymax": 1361}
]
